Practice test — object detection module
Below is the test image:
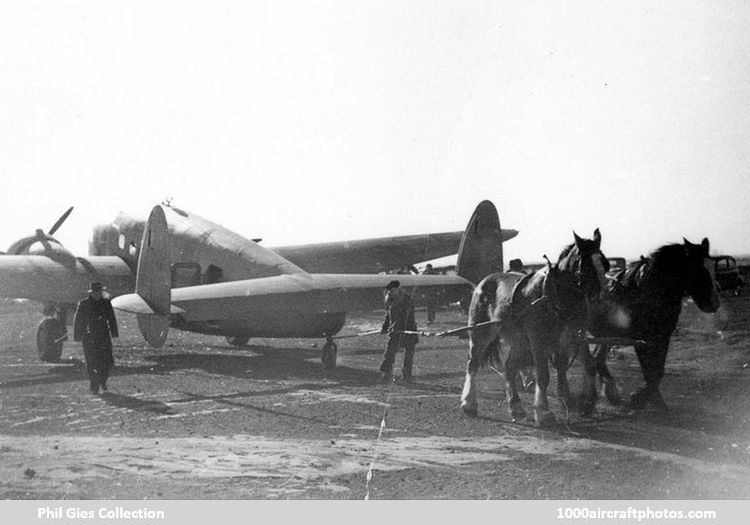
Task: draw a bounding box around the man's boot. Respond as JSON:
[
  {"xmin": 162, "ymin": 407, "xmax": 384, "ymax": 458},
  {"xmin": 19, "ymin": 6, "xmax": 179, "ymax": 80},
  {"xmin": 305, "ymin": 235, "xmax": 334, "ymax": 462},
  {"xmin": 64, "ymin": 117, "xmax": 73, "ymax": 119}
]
[{"xmin": 378, "ymin": 357, "xmax": 393, "ymax": 382}]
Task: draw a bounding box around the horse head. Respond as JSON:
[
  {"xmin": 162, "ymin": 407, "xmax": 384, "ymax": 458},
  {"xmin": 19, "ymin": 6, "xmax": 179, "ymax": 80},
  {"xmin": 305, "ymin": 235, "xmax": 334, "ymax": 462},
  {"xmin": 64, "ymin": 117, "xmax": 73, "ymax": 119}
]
[
  {"xmin": 558, "ymin": 228, "xmax": 609, "ymax": 302},
  {"xmin": 683, "ymin": 237, "xmax": 720, "ymax": 313},
  {"xmin": 540, "ymin": 255, "xmax": 585, "ymax": 320}
]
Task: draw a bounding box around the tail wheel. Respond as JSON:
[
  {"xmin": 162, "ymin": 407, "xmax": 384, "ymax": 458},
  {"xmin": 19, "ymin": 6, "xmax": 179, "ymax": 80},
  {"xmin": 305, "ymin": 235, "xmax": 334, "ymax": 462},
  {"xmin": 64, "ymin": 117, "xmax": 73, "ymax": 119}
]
[
  {"xmin": 37, "ymin": 318, "xmax": 65, "ymax": 362},
  {"xmin": 226, "ymin": 336, "xmax": 250, "ymax": 347},
  {"xmin": 321, "ymin": 341, "xmax": 338, "ymax": 370}
]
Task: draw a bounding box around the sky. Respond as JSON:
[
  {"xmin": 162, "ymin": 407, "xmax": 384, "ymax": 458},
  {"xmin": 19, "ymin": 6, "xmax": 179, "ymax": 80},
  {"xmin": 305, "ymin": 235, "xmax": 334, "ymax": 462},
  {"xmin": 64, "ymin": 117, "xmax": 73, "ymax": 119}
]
[{"xmin": 1, "ymin": 1, "xmax": 749, "ymax": 265}]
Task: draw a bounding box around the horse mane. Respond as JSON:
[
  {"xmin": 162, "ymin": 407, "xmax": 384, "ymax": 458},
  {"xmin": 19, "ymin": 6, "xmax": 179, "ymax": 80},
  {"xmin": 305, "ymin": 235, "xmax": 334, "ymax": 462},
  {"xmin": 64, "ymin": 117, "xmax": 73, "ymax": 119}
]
[
  {"xmin": 649, "ymin": 243, "xmax": 683, "ymax": 263},
  {"xmin": 619, "ymin": 243, "xmax": 683, "ymax": 290},
  {"xmin": 556, "ymin": 243, "xmax": 578, "ymax": 274},
  {"xmin": 557, "ymin": 244, "xmax": 575, "ymax": 261},
  {"xmin": 646, "ymin": 244, "xmax": 686, "ymax": 278}
]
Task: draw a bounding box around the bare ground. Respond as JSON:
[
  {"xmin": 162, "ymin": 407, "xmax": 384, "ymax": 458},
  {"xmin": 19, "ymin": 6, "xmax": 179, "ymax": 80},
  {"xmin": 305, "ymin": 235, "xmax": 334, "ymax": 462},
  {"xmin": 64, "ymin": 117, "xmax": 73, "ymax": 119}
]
[{"xmin": 1, "ymin": 291, "xmax": 749, "ymax": 499}]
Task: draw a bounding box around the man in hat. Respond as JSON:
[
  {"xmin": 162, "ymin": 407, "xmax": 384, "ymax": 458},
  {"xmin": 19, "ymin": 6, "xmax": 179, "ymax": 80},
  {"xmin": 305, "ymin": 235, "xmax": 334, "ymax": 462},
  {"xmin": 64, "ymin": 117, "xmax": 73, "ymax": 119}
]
[
  {"xmin": 508, "ymin": 258, "xmax": 526, "ymax": 273},
  {"xmin": 379, "ymin": 280, "xmax": 418, "ymax": 382},
  {"xmin": 73, "ymin": 282, "xmax": 119, "ymax": 395}
]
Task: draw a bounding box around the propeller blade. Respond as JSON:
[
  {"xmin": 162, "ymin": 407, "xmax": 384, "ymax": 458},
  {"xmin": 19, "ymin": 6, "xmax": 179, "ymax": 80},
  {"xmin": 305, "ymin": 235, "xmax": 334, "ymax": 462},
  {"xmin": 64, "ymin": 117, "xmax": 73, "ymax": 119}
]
[{"xmin": 48, "ymin": 206, "xmax": 74, "ymax": 235}]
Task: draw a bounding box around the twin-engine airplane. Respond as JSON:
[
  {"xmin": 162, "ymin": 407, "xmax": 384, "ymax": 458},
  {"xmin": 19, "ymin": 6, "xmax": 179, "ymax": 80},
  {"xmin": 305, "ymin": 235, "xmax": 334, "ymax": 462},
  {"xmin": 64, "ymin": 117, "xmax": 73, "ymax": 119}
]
[{"xmin": 0, "ymin": 201, "xmax": 514, "ymax": 367}]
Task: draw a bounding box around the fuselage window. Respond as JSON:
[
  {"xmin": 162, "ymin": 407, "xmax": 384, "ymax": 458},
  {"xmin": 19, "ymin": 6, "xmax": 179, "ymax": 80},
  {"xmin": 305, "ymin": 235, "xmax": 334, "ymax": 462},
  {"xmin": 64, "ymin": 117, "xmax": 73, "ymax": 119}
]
[
  {"xmin": 118, "ymin": 234, "xmax": 126, "ymax": 250},
  {"xmin": 204, "ymin": 264, "xmax": 224, "ymax": 284},
  {"xmin": 171, "ymin": 263, "xmax": 202, "ymax": 288}
]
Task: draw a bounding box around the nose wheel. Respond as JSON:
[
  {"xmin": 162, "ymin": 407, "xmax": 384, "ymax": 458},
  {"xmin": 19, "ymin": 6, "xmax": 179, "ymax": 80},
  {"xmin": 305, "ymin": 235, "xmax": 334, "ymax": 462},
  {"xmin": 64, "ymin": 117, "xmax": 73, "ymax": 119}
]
[{"xmin": 321, "ymin": 335, "xmax": 338, "ymax": 371}]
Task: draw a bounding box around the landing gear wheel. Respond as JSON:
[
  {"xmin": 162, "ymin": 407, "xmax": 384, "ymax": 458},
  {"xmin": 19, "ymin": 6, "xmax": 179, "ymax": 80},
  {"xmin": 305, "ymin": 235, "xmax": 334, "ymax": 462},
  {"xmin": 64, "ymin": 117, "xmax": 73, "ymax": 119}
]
[
  {"xmin": 37, "ymin": 318, "xmax": 65, "ymax": 362},
  {"xmin": 226, "ymin": 336, "xmax": 250, "ymax": 347},
  {"xmin": 321, "ymin": 339, "xmax": 338, "ymax": 371}
]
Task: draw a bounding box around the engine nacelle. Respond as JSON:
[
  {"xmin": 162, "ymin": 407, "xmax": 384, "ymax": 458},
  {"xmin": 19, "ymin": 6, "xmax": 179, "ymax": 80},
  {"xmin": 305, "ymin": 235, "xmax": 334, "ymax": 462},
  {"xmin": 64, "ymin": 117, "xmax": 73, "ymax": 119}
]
[{"xmin": 9, "ymin": 230, "xmax": 77, "ymax": 267}]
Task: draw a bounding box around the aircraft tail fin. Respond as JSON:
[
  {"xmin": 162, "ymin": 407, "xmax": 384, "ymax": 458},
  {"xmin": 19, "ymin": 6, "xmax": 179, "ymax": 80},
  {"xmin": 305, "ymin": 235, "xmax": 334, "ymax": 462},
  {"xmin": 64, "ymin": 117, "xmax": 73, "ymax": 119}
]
[
  {"xmin": 132, "ymin": 205, "xmax": 171, "ymax": 347},
  {"xmin": 456, "ymin": 200, "xmax": 504, "ymax": 284}
]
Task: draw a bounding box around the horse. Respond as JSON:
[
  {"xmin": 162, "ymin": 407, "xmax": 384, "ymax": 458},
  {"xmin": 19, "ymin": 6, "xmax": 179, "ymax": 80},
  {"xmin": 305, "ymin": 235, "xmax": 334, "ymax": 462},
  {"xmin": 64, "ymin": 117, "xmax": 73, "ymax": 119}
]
[
  {"xmin": 587, "ymin": 238, "xmax": 720, "ymax": 411},
  {"xmin": 460, "ymin": 230, "xmax": 608, "ymax": 427},
  {"xmin": 557, "ymin": 228, "xmax": 610, "ymax": 303}
]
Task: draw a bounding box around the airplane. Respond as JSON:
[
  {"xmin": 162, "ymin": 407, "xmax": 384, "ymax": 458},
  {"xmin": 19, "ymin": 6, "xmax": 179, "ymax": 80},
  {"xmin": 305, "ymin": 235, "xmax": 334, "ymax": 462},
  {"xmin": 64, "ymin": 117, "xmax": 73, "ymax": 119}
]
[{"xmin": 0, "ymin": 201, "xmax": 515, "ymax": 365}]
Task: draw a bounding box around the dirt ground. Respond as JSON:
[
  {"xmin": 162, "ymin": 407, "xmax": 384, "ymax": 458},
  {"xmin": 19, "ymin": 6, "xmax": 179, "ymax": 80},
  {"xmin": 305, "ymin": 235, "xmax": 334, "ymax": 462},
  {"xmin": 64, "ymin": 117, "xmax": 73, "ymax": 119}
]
[{"xmin": 1, "ymin": 290, "xmax": 750, "ymax": 500}]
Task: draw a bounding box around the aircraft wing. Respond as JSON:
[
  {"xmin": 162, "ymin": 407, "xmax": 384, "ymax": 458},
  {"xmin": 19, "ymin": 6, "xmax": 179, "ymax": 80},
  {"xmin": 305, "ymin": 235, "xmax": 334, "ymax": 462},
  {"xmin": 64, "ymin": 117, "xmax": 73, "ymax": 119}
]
[
  {"xmin": 113, "ymin": 272, "xmax": 472, "ymax": 321},
  {"xmin": 0, "ymin": 255, "xmax": 134, "ymax": 304},
  {"xmin": 271, "ymin": 229, "xmax": 518, "ymax": 273}
]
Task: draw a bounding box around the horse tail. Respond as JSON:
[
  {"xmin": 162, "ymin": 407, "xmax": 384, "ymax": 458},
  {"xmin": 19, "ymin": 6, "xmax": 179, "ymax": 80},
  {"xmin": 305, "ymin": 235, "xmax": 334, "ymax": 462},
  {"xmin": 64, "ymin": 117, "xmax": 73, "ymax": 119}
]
[
  {"xmin": 481, "ymin": 337, "xmax": 501, "ymax": 369},
  {"xmin": 478, "ymin": 279, "xmax": 498, "ymax": 309},
  {"xmin": 473, "ymin": 277, "xmax": 501, "ymax": 369}
]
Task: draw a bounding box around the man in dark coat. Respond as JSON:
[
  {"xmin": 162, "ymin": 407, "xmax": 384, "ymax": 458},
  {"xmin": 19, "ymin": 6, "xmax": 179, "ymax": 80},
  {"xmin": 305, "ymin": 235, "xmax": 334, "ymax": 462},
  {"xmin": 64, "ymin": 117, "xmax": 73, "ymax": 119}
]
[
  {"xmin": 379, "ymin": 280, "xmax": 418, "ymax": 382},
  {"xmin": 73, "ymin": 282, "xmax": 118, "ymax": 394}
]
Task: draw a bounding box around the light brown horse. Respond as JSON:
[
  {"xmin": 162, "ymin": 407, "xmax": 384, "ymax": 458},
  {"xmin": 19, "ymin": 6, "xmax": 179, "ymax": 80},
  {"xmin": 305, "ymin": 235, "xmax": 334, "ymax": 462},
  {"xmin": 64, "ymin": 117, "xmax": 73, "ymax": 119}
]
[{"xmin": 460, "ymin": 231, "xmax": 608, "ymax": 427}]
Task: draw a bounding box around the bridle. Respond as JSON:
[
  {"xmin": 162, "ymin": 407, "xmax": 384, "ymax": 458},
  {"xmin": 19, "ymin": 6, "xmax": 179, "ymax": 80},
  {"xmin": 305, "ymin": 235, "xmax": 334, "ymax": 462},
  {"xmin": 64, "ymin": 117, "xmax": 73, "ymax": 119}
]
[{"xmin": 561, "ymin": 246, "xmax": 607, "ymax": 303}]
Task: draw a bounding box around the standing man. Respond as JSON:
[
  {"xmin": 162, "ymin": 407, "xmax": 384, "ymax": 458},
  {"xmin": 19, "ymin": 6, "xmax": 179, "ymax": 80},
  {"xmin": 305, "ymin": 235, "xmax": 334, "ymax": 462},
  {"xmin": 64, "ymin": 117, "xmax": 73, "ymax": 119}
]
[
  {"xmin": 379, "ymin": 280, "xmax": 418, "ymax": 382},
  {"xmin": 421, "ymin": 263, "xmax": 438, "ymax": 325},
  {"xmin": 73, "ymin": 282, "xmax": 119, "ymax": 395}
]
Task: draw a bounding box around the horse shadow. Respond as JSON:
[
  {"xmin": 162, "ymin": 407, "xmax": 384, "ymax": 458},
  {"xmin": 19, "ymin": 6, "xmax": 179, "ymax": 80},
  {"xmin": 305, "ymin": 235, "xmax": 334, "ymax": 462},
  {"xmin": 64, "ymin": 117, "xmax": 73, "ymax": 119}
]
[
  {"xmin": 498, "ymin": 380, "xmax": 749, "ymax": 466},
  {"xmin": 561, "ymin": 409, "xmax": 748, "ymax": 467},
  {"xmin": 461, "ymin": 361, "xmax": 750, "ymax": 466}
]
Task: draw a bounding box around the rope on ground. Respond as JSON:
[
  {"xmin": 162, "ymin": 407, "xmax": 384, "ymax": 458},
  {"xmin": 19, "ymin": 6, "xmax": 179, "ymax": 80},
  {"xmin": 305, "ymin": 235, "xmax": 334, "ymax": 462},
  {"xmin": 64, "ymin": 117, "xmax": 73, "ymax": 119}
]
[{"xmin": 363, "ymin": 382, "xmax": 393, "ymax": 500}]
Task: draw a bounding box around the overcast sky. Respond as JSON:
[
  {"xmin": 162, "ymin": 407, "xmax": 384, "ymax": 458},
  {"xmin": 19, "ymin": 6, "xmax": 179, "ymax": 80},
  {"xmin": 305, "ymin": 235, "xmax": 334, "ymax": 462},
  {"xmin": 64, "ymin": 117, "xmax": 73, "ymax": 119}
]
[{"xmin": 1, "ymin": 1, "xmax": 748, "ymax": 264}]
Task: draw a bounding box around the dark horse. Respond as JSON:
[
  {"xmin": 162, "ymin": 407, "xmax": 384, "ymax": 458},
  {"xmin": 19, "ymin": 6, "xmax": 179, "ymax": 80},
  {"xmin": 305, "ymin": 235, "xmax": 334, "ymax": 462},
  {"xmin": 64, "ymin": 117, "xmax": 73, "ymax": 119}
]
[
  {"xmin": 587, "ymin": 238, "xmax": 720, "ymax": 411},
  {"xmin": 460, "ymin": 230, "xmax": 608, "ymax": 427}
]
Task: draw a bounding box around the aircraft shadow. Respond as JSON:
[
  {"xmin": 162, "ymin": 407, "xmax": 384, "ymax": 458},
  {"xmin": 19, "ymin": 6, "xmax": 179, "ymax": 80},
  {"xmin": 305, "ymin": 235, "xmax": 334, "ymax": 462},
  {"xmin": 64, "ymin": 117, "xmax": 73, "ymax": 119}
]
[
  {"xmin": 147, "ymin": 346, "xmax": 383, "ymax": 385},
  {"xmin": 170, "ymin": 389, "xmax": 332, "ymax": 427},
  {"xmin": 0, "ymin": 345, "xmax": 382, "ymax": 390},
  {"xmin": 100, "ymin": 391, "xmax": 176, "ymax": 415},
  {"xmin": 0, "ymin": 360, "xmax": 170, "ymax": 390}
]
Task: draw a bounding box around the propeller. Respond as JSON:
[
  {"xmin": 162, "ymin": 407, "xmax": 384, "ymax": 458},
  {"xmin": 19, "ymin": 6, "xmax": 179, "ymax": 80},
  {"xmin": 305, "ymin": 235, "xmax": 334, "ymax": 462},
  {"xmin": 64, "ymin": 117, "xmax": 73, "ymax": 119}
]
[
  {"xmin": 48, "ymin": 206, "xmax": 74, "ymax": 236},
  {"xmin": 6, "ymin": 207, "xmax": 74, "ymax": 255}
]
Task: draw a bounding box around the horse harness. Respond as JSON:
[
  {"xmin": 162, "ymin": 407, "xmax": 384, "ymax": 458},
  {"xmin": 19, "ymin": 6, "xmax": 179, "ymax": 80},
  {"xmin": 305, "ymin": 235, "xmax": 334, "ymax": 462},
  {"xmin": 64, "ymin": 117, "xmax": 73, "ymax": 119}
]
[{"xmin": 509, "ymin": 269, "xmax": 586, "ymax": 325}]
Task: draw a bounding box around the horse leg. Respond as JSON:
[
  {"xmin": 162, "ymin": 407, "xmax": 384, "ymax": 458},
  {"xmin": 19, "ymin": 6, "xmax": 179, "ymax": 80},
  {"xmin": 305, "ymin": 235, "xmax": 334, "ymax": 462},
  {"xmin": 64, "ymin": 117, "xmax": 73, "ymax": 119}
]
[
  {"xmin": 503, "ymin": 331, "xmax": 528, "ymax": 421},
  {"xmin": 630, "ymin": 340, "xmax": 668, "ymax": 411},
  {"xmin": 553, "ymin": 350, "xmax": 573, "ymax": 411},
  {"xmin": 593, "ymin": 344, "xmax": 622, "ymax": 406},
  {"xmin": 461, "ymin": 333, "xmax": 488, "ymax": 417},
  {"xmin": 504, "ymin": 354, "xmax": 525, "ymax": 421},
  {"xmin": 529, "ymin": 337, "xmax": 556, "ymax": 428},
  {"xmin": 577, "ymin": 339, "xmax": 599, "ymax": 416}
]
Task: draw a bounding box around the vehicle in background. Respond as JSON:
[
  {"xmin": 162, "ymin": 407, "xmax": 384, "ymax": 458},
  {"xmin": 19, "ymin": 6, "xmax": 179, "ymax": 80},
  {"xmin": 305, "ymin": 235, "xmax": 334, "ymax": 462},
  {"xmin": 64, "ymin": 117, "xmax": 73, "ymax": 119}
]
[
  {"xmin": 712, "ymin": 255, "xmax": 744, "ymax": 296},
  {"xmin": 521, "ymin": 262, "xmax": 546, "ymax": 274},
  {"xmin": 606, "ymin": 257, "xmax": 627, "ymax": 278}
]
